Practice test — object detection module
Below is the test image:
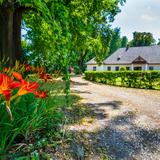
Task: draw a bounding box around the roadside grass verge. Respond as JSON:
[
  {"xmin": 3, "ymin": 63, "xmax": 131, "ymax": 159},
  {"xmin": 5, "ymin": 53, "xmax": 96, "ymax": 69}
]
[{"xmin": 0, "ymin": 77, "xmax": 81, "ymax": 159}]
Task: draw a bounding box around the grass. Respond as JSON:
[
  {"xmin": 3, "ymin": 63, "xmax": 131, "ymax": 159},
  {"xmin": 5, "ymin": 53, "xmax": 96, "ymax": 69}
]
[{"xmin": 0, "ymin": 76, "xmax": 81, "ymax": 159}]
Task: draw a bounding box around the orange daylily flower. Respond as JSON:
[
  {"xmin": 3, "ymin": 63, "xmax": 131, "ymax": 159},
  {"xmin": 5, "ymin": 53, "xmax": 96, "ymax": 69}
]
[
  {"xmin": 33, "ymin": 66, "xmax": 44, "ymax": 74},
  {"xmin": 0, "ymin": 74, "xmax": 21, "ymax": 120},
  {"xmin": 17, "ymin": 80, "xmax": 39, "ymax": 96},
  {"xmin": 12, "ymin": 72, "xmax": 39, "ymax": 96},
  {"xmin": 39, "ymin": 73, "xmax": 52, "ymax": 82},
  {"xmin": 0, "ymin": 74, "xmax": 21, "ymax": 101},
  {"xmin": 3, "ymin": 67, "xmax": 9, "ymax": 73},
  {"xmin": 25, "ymin": 64, "xmax": 31, "ymax": 72},
  {"xmin": 0, "ymin": 71, "xmax": 49, "ymax": 120},
  {"xmin": 12, "ymin": 72, "xmax": 23, "ymax": 81},
  {"xmin": 34, "ymin": 91, "xmax": 48, "ymax": 98}
]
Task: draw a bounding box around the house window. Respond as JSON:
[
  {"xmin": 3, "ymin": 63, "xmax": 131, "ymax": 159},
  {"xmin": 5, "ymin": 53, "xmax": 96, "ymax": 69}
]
[
  {"xmin": 126, "ymin": 67, "xmax": 130, "ymax": 70},
  {"xmin": 107, "ymin": 66, "xmax": 111, "ymax": 71},
  {"xmin": 93, "ymin": 66, "xmax": 97, "ymax": 71},
  {"xmin": 134, "ymin": 67, "xmax": 142, "ymax": 70},
  {"xmin": 149, "ymin": 66, "xmax": 154, "ymax": 70},
  {"xmin": 115, "ymin": 66, "xmax": 119, "ymax": 71}
]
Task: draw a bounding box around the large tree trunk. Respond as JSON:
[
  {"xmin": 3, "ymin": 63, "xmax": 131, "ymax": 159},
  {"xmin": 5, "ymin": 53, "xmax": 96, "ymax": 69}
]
[
  {"xmin": 0, "ymin": 4, "xmax": 14, "ymax": 66},
  {"xmin": 0, "ymin": 2, "xmax": 22, "ymax": 66},
  {"xmin": 13, "ymin": 8, "xmax": 22, "ymax": 63}
]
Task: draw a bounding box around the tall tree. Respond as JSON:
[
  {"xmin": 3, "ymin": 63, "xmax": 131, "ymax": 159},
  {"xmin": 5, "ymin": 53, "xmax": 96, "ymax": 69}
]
[
  {"xmin": 121, "ymin": 36, "xmax": 128, "ymax": 47},
  {"xmin": 0, "ymin": 0, "xmax": 51, "ymax": 66},
  {"xmin": 23, "ymin": 0, "xmax": 126, "ymax": 73},
  {"xmin": 0, "ymin": 0, "xmax": 126, "ymax": 67},
  {"xmin": 130, "ymin": 32, "xmax": 155, "ymax": 47},
  {"xmin": 109, "ymin": 28, "xmax": 122, "ymax": 54}
]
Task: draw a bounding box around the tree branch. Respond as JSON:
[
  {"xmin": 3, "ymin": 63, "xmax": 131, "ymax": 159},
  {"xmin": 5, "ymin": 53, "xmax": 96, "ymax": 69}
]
[{"xmin": 19, "ymin": 6, "xmax": 38, "ymax": 13}]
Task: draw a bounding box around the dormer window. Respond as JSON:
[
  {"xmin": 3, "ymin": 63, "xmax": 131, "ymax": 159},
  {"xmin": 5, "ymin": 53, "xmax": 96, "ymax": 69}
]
[
  {"xmin": 132, "ymin": 56, "xmax": 147, "ymax": 64},
  {"xmin": 117, "ymin": 57, "xmax": 120, "ymax": 61}
]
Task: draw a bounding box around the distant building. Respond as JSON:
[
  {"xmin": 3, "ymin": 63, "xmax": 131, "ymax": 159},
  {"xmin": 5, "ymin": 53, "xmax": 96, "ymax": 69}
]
[{"xmin": 86, "ymin": 45, "xmax": 160, "ymax": 71}]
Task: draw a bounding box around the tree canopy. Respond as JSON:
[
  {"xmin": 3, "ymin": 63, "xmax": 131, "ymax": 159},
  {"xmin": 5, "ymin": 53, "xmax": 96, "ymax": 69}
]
[
  {"xmin": 18, "ymin": 0, "xmax": 126, "ymax": 73},
  {"xmin": 121, "ymin": 36, "xmax": 128, "ymax": 48},
  {"xmin": 0, "ymin": 0, "xmax": 126, "ymax": 73},
  {"xmin": 130, "ymin": 32, "xmax": 155, "ymax": 47}
]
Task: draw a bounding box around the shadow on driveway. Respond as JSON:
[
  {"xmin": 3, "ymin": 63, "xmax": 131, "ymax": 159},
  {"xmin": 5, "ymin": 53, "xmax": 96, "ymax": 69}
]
[{"xmin": 85, "ymin": 101, "xmax": 122, "ymax": 110}]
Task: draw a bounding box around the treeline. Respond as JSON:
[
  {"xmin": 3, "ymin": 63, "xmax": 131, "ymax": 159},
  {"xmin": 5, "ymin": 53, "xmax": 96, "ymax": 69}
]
[{"xmin": 109, "ymin": 31, "xmax": 158, "ymax": 55}]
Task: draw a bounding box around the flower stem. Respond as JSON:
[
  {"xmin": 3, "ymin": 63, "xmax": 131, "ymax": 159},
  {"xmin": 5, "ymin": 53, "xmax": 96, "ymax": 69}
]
[
  {"xmin": 10, "ymin": 94, "xmax": 19, "ymax": 101},
  {"xmin": 6, "ymin": 105, "xmax": 13, "ymax": 121}
]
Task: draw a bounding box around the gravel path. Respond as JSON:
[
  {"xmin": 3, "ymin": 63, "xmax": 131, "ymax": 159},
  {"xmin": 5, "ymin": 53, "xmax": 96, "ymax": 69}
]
[{"xmin": 69, "ymin": 76, "xmax": 160, "ymax": 160}]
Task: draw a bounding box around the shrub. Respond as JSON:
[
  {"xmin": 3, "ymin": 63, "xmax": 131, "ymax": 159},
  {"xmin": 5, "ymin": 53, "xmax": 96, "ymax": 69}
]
[
  {"xmin": 119, "ymin": 66, "xmax": 126, "ymax": 71},
  {"xmin": 84, "ymin": 71, "xmax": 160, "ymax": 89}
]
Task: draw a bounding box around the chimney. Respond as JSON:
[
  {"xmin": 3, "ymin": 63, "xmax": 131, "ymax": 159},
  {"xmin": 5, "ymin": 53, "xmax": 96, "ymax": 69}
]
[
  {"xmin": 117, "ymin": 57, "xmax": 120, "ymax": 61},
  {"xmin": 125, "ymin": 44, "xmax": 129, "ymax": 52}
]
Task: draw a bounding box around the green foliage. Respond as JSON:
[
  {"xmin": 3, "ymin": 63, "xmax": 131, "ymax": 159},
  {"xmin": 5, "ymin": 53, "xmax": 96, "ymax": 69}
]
[
  {"xmin": 22, "ymin": 0, "xmax": 126, "ymax": 73},
  {"xmin": 0, "ymin": 79, "xmax": 65, "ymax": 156},
  {"xmin": 23, "ymin": 0, "xmax": 71, "ymax": 95},
  {"xmin": 1, "ymin": 79, "xmax": 81, "ymax": 159},
  {"xmin": 84, "ymin": 71, "xmax": 160, "ymax": 89},
  {"xmin": 119, "ymin": 66, "xmax": 127, "ymax": 71},
  {"xmin": 109, "ymin": 28, "xmax": 122, "ymax": 54},
  {"xmin": 105, "ymin": 28, "xmax": 128, "ymax": 56},
  {"xmin": 130, "ymin": 32, "xmax": 155, "ymax": 47},
  {"xmin": 1, "ymin": 0, "xmax": 126, "ymax": 73},
  {"xmin": 121, "ymin": 36, "xmax": 128, "ymax": 47},
  {"xmin": 157, "ymin": 39, "xmax": 160, "ymax": 45}
]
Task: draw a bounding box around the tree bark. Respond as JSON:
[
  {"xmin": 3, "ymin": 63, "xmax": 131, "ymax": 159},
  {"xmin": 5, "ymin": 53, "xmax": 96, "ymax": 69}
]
[
  {"xmin": 0, "ymin": 2, "xmax": 22, "ymax": 66},
  {"xmin": 0, "ymin": 3, "xmax": 14, "ymax": 66},
  {"xmin": 78, "ymin": 50, "xmax": 88, "ymax": 73},
  {"xmin": 13, "ymin": 8, "xmax": 22, "ymax": 63}
]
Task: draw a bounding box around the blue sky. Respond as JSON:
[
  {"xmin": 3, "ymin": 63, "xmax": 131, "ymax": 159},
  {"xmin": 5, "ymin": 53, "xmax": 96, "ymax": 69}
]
[{"xmin": 112, "ymin": 0, "xmax": 160, "ymax": 41}]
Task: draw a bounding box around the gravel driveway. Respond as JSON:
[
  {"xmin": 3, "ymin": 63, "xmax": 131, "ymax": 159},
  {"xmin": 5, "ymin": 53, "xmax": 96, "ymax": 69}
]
[{"xmin": 69, "ymin": 76, "xmax": 160, "ymax": 160}]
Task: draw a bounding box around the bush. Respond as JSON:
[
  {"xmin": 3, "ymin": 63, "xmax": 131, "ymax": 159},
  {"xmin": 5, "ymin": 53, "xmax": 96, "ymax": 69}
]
[
  {"xmin": 84, "ymin": 71, "xmax": 160, "ymax": 89},
  {"xmin": 119, "ymin": 66, "xmax": 126, "ymax": 71}
]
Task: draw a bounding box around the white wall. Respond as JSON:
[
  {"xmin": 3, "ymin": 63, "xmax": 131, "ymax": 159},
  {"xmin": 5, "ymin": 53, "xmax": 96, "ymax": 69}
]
[
  {"xmin": 87, "ymin": 65, "xmax": 130, "ymax": 71},
  {"xmin": 150, "ymin": 65, "xmax": 160, "ymax": 70},
  {"xmin": 103, "ymin": 65, "xmax": 130, "ymax": 71},
  {"xmin": 87, "ymin": 65, "xmax": 104, "ymax": 71},
  {"xmin": 87, "ymin": 64, "xmax": 160, "ymax": 71},
  {"xmin": 132, "ymin": 64, "xmax": 160, "ymax": 70}
]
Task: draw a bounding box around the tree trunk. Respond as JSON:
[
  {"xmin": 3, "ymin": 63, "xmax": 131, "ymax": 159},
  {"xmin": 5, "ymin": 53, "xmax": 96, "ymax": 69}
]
[
  {"xmin": 0, "ymin": 3, "xmax": 22, "ymax": 66},
  {"xmin": 0, "ymin": 4, "xmax": 14, "ymax": 66},
  {"xmin": 13, "ymin": 8, "xmax": 22, "ymax": 63},
  {"xmin": 78, "ymin": 50, "xmax": 88, "ymax": 73}
]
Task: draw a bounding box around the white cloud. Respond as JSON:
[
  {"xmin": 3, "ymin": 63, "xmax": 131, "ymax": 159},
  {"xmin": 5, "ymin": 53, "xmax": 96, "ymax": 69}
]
[
  {"xmin": 146, "ymin": 6, "xmax": 152, "ymax": 11},
  {"xmin": 112, "ymin": 0, "xmax": 160, "ymax": 41},
  {"xmin": 141, "ymin": 14, "xmax": 156, "ymax": 21}
]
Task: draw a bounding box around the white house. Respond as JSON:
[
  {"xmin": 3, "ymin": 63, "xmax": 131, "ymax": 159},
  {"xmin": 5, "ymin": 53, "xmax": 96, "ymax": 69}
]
[{"xmin": 86, "ymin": 45, "xmax": 160, "ymax": 71}]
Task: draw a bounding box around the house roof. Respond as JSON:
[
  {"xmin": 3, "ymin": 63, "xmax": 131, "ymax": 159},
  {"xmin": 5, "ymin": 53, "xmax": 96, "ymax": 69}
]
[
  {"xmin": 86, "ymin": 58, "xmax": 97, "ymax": 65},
  {"xmin": 104, "ymin": 45, "xmax": 160, "ymax": 65}
]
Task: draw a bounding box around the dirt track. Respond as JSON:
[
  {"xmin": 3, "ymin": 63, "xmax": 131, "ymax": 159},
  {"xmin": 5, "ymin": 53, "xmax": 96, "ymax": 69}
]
[{"xmin": 69, "ymin": 76, "xmax": 160, "ymax": 160}]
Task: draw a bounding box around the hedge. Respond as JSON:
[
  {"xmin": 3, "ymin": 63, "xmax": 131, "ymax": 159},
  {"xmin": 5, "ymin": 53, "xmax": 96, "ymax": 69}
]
[{"xmin": 84, "ymin": 71, "xmax": 160, "ymax": 89}]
